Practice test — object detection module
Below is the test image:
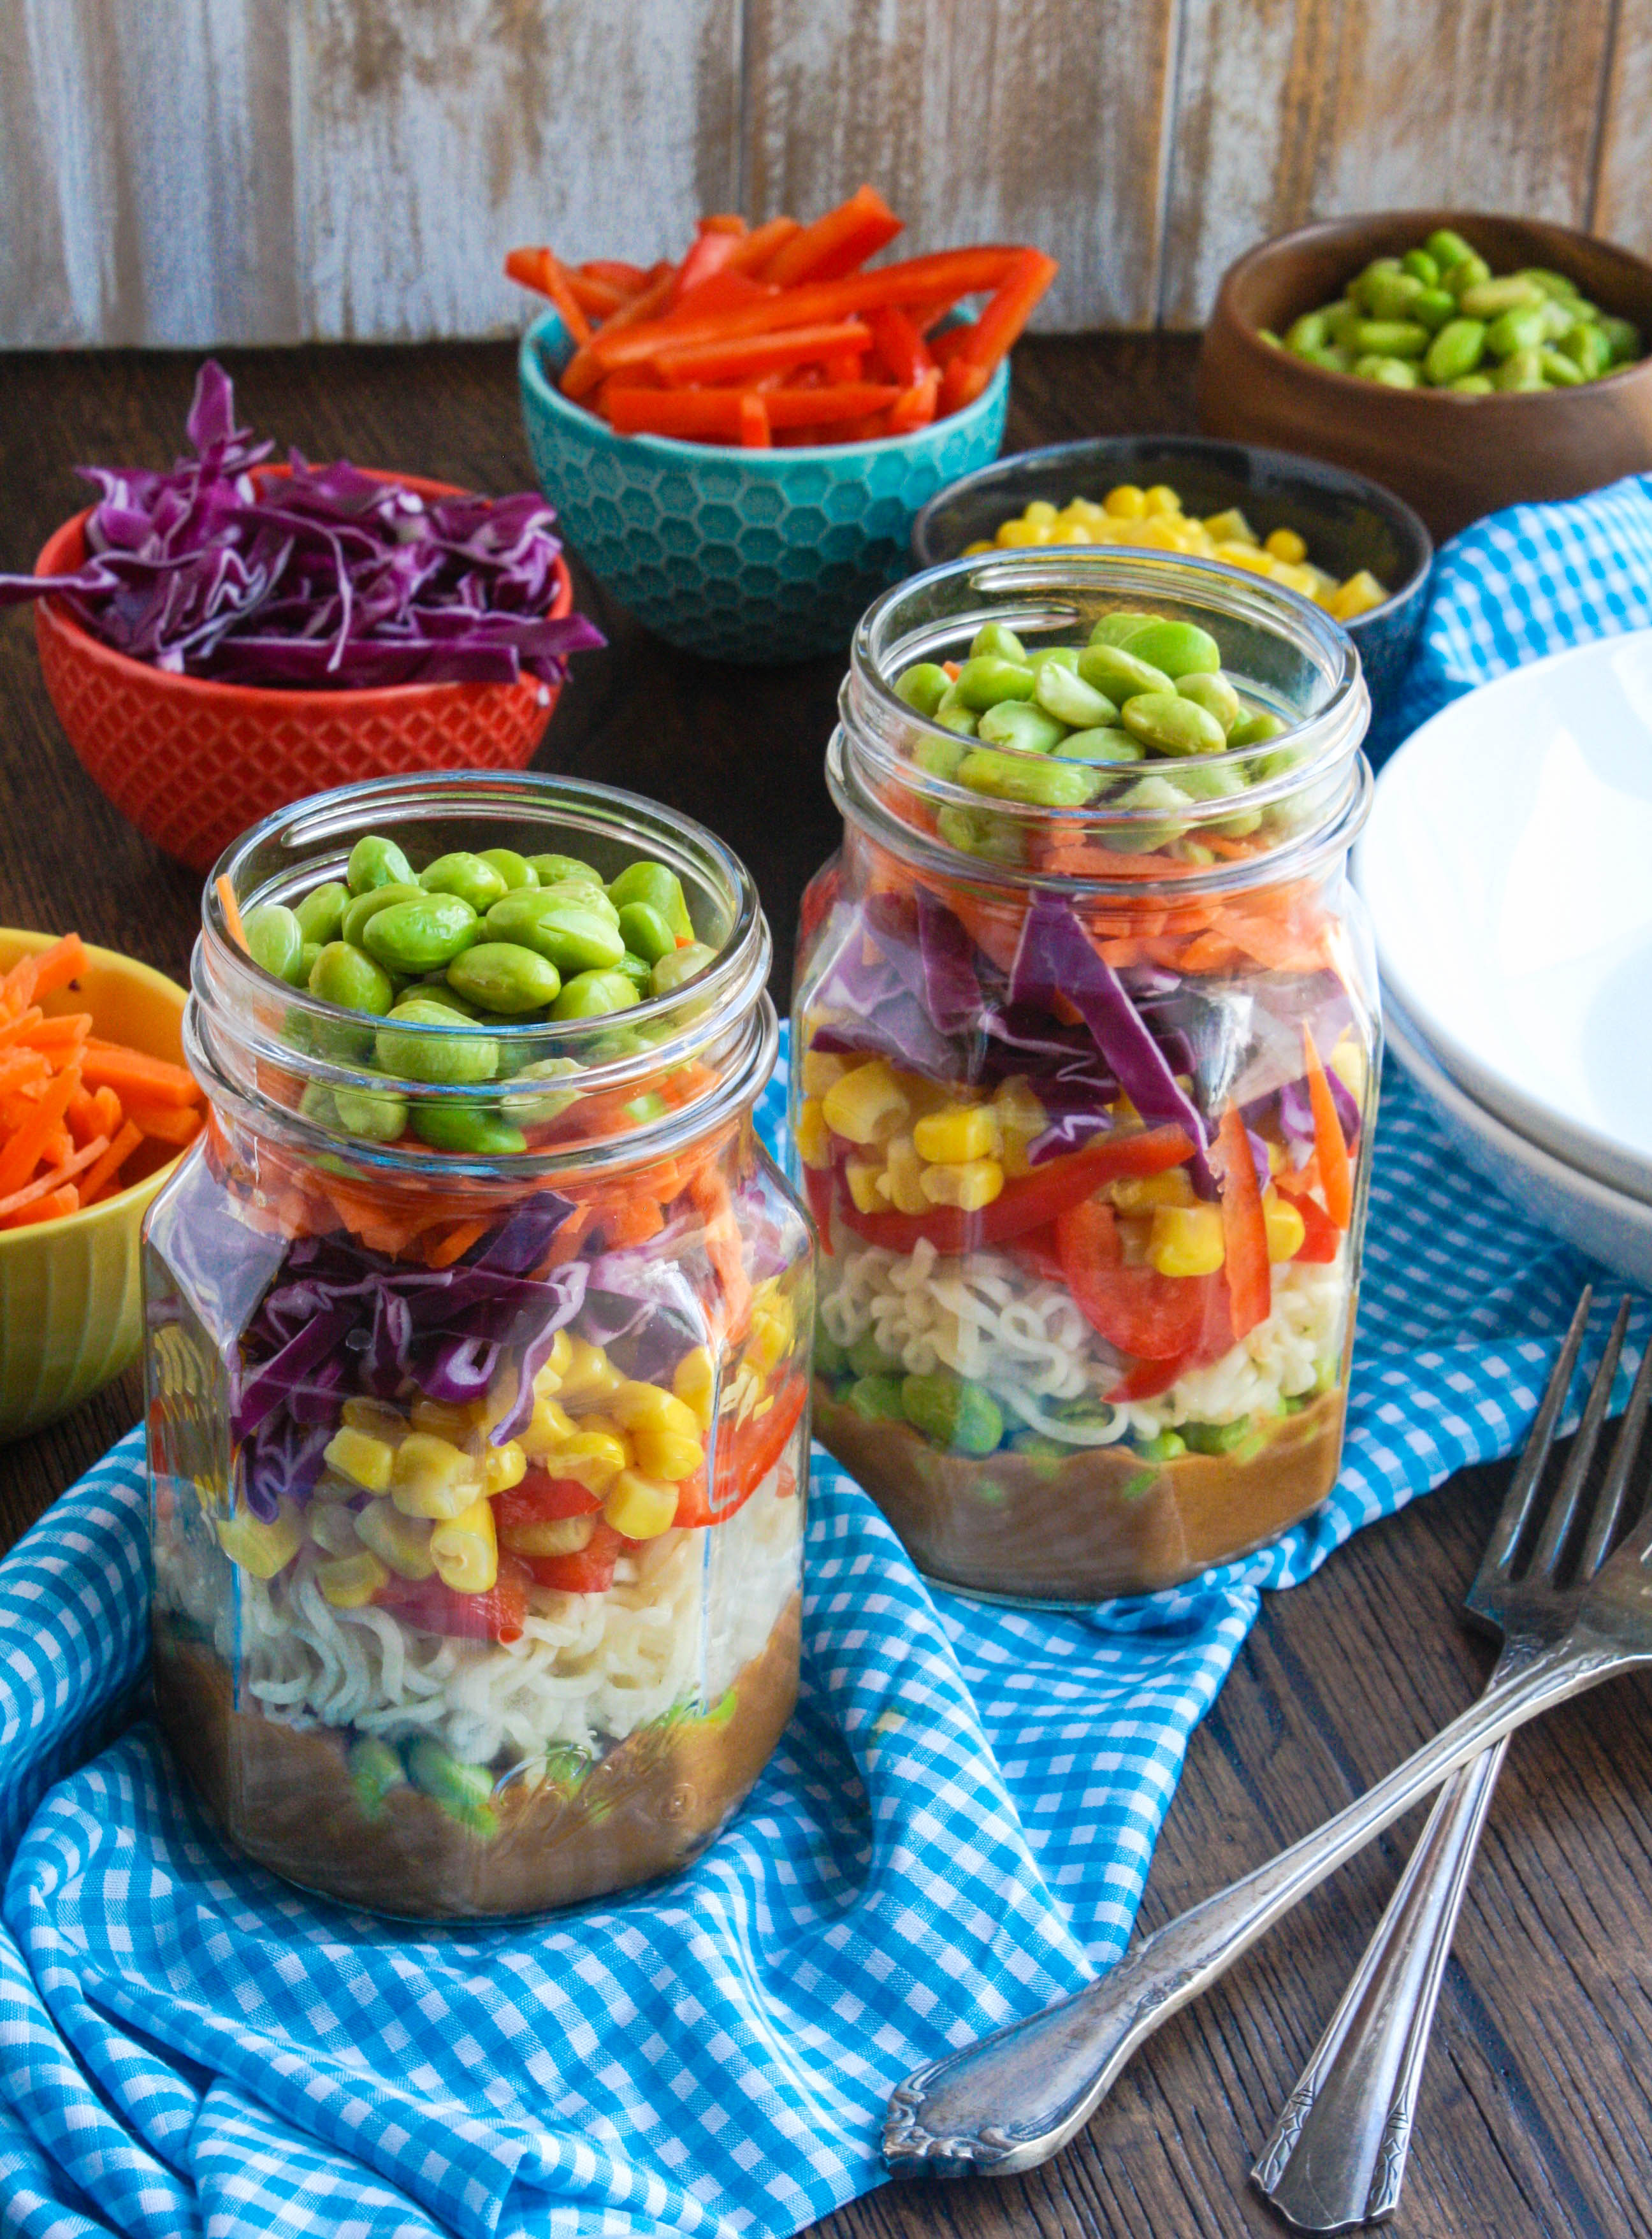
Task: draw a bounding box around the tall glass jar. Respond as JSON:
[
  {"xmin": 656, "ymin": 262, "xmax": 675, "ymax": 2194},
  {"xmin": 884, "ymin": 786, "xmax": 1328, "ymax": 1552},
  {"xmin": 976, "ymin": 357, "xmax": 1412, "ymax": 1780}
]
[
  {"xmin": 792, "ymin": 553, "xmax": 1377, "ymax": 1604},
  {"xmin": 145, "ymin": 773, "xmax": 812, "ymax": 1918}
]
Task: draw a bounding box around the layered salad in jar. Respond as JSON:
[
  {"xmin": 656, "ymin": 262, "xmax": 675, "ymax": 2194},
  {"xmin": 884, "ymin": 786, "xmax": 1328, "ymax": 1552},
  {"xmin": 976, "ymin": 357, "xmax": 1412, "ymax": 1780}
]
[
  {"xmin": 793, "ymin": 569, "xmax": 1376, "ymax": 1601},
  {"xmin": 147, "ymin": 785, "xmax": 811, "ymax": 1917}
]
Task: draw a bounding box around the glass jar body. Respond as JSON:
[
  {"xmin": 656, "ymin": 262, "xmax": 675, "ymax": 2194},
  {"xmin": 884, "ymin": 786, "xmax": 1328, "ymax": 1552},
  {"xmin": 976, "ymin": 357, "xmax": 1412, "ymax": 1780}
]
[
  {"xmin": 145, "ymin": 774, "xmax": 812, "ymax": 1918},
  {"xmin": 791, "ymin": 553, "xmax": 1377, "ymax": 1604}
]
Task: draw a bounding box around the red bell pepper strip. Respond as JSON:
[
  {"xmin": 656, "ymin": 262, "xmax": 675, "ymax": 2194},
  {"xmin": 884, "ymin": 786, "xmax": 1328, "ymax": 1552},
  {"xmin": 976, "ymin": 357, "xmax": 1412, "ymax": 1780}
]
[
  {"xmin": 1006, "ymin": 1221, "xmax": 1067, "ymax": 1284},
  {"xmin": 726, "ymin": 215, "xmax": 803, "ymax": 274},
  {"xmin": 565, "ymin": 272, "xmax": 629, "ymax": 319},
  {"xmin": 739, "ymin": 395, "xmax": 772, "ymax": 448},
  {"xmin": 605, "ymin": 383, "xmax": 899, "ymax": 439},
  {"xmin": 494, "ymin": 1470, "xmax": 601, "ymax": 1533},
  {"xmin": 886, "ymin": 368, "xmax": 941, "ymax": 431},
  {"xmin": 674, "ymin": 1372, "xmax": 809, "ymax": 1528},
  {"xmin": 802, "ymin": 1162, "xmax": 835, "ymax": 1250},
  {"xmin": 522, "ymin": 1521, "xmax": 628, "ymax": 1596},
  {"xmin": 1275, "ymin": 1174, "xmax": 1341, "ymax": 1263},
  {"xmin": 937, "ymin": 247, "xmax": 1059, "ymax": 410},
  {"xmin": 835, "ymin": 1124, "xmax": 1195, "ymax": 1256},
  {"xmin": 1212, "ymin": 1105, "xmax": 1271, "ymax": 1340},
  {"xmin": 697, "ymin": 213, "xmax": 749, "ymax": 237},
  {"xmin": 579, "ymin": 258, "xmax": 649, "ymax": 293},
  {"xmin": 559, "ymin": 263, "xmax": 689, "ymax": 396},
  {"xmin": 667, "ymin": 226, "xmax": 744, "ymax": 308},
  {"xmin": 760, "ymin": 184, "xmax": 903, "ymax": 286},
  {"xmin": 374, "ymin": 1557, "xmax": 530, "ymax": 1644},
  {"xmin": 504, "ymin": 247, "xmax": 593, "ymax": 346},
  {"xmin": 1056, "ymin": 1198, "xmax": 1226, "ymax": 1361},
  {"xmin": 866, "ymin": 305, "xmax": 934, "ymax": 387},
  {"xmin": 1303, "ymin": 1029, "xmax": 1354, "ymax": 1229},
  {"xmin": 652, "ymin": 319, "xmax": 874, "ymax": 386}
]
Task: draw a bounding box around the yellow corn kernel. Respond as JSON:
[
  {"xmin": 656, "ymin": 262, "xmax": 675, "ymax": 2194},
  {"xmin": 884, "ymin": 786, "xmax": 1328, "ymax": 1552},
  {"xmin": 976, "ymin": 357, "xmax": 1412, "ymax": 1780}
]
[
  {"xmin": 217, "ymin": 1500, "xmax": 303, "ymax": 1580},
  {"xmin": 748, "ymin": 1285, "xmax": 796, "ymax": 1369},
  {"xmin": 880, "ymin": 1132, "xmax": 932, "ymax": 1214},
  {"xmin": 1136, "ymin": 516, "xmax": 1184, "ymax": 551},
  {"xmin": 822, "ymin": 1059, "xmax": 910, "ymax": 1147},
  {"xmin": 1069, "ymin": 496, "xmax": 1107, "ymax": 523},
  {"xmin": 1113, "ymin": 1167, "xmax": 1196, "ymax": 1213},
  {"xmin": 500, "ymin": 1511, "xmax": 595, "ymax": 1558},
  {"xmin": 1263, "ymin": 1191, "xmax": 1307, "ymax": 1263},
  {"xmin": 307, "ymin": 1502, "xmax": 363, "ymax": 1558},
  {"xmin": 912, "ymin": 1103, "xmax": 999, "ymax": 1164},
  {"xmin": 1264, "ymin": 526, "xmax": 1308, "ymax": 564},
  {"xmin": 430, "ymin": 1495, "xmax": 498, "ymax": 1593},
  {"xmin": 962, "ymin": 538, "xmax": 993, "ymax": 555},
  {"xmin": 557, "ymin": 1336, "xmax": 626, "ymax": 1405},
  {"xmin": 1328, "ymin": 570, "xmax": 1388, "ymax": 621},
  {"xmin": 1298, "ymin": 562, "xmax": 1340, "ymax": 599},
  {"xmin": 1273, "ymin": 562, "xmax": 1322, "ymax": 598},
  {"xmin": 1104, "ymin": 482, "xmax": 1147, "ymax": 519},
  {"xmin": 919, "ymin": 1158, "xmax": 1004, "ymax": 1211},
  {"xmin": 340, "ymin": 1397, "xmax": 407, "ymax": 1442},
  {"xmin": 602, "ymin": 1469, "xmax": 680, "ymax": 1540},
  {"xmin": 532, "ymin": 1329, "xmax": 574, "ymax": 1398},
  {"xmin": 610, "ymin": 1380, "xmax": 702, "ymax": 1440},
  {"xmin": 1024, "ymin": 498, "xmax": 1059, "ymax": 526},
  {"xmin": 801, "ymin": 1047, "xmax": 850, "ymax": 1098},
  {"xmin": 546, "ymin": 1427, "xmax": 628, "ymax": 1491},
  {"xmin": 355, "ymin": 1499, "xmax": 435, "ymax": 1580},
  {"xmin": 408, "ymin": 1395, "xmax": 481, "ymax": 1445},
  {"xmin": 996, "ymin": 518, "xmax": 1047, "ymax": 547},
  {"xmin": 483, "ymin": 1439, "xmax": 528, "ymax": 1495},
  {"xmin": 1143, "ymin": 482, "xmax": 1182, "ymax": 516},
  {"xmin": 1330, "ymin": 1034, "xmax": 1369, "ymax": 1106},
  {"xmin": 1215, "ymin": 540, "xmax": 1275, "ymax": 574},
  {"xmin": 1204, "ymin": 507, "xmax": 1258, "ymax": 546},
  {"xmin": 630, "ymin": 1425, "xmax": 704, "ymax": 1481},
  {"xmin": 519, "ymin": 1393, "xmax": 577, "ymax": 1458},
  {"xmin": 316, "ymin": 1550, "xmax": 390, "ymax": 1609},
  {"xmin": 1147, "ymin": 1203, "xmax": 1226, "ymax": 1278},
  {"xmin": 389, "ymin": 1433, "xmax": 484, "ymax": 1521},
  {"xmin": 795, "ymin": 1096, "xmax": 832, "ymax": 1170},
  {"xmin": 323, "ymin": 1425, "xmax": 396, "ymax": 1495},
  {"xmin": 673, "ymin": 1345, "xmax": 717, "ymax": 1432},
  {"xmin": 845, "ymin": 1156, "xmax": 887, "ymax": 1214}
]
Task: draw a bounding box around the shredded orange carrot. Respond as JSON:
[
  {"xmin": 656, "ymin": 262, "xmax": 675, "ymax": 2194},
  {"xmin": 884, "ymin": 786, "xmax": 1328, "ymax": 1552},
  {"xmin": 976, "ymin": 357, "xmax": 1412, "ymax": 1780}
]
[
  {"xmin": 78, "ymin": 1041, "xmax": 200, "ymax": 1108},
  {"xmin": 78, "ymin": 1121, "xmax": 145, "ymax": 1206},
  {"xmin": 0, "ymin": 1066, "xmax": 82, "ymax": 1197},
  {"xmin": 215, "ymin": 876, "xmax": 249, "ymax": 953},
  {"xmin": 0, "ymin": 1134, "xmax": 110, "ymax": 1219},
  {"xmin": 1303, "ymin": 1027, "xmax": 1353, "ymax": 1229},
  {"xmin": 2, "ymin": 1186, "xmax": 80, "ymax": 1229},
  {"xmin": 423, "ymin": 1217, "xmax": 493, "ymax": 1270},
  {"xmin": 122, "ymin": 1099, "xmax": 206, "ymax": 1148}
]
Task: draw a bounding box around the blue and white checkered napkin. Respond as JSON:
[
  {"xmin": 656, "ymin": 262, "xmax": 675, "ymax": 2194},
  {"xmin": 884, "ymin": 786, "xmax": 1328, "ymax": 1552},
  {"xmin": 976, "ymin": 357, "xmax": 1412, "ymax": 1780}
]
[{"xmin": 4, "ymin": 479, "xmax": 1652, "ymax": 2238}]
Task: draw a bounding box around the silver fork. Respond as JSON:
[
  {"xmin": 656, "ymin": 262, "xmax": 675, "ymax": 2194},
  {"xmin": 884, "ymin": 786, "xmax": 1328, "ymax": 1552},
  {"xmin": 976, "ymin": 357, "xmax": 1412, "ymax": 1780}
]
[
  {"xmin": 882, "ymin": 1290, "xmax": 1652, "ymax": 2182},
  {"xmin": 1253, "ymin": 1289, "xmax": 1648, "ymax": 2229}
]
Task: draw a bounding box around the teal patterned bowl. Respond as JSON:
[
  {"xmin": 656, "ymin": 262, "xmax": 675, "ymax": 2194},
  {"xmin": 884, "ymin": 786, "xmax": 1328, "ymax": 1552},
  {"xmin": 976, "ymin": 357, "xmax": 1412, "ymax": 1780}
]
[{"xmin": 518, "ymin": 308, "xmax": 1009, "ymax": 665}]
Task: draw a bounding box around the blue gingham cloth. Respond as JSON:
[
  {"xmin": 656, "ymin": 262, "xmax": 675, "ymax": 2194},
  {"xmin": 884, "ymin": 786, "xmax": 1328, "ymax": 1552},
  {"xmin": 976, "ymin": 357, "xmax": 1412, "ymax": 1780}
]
[{"xmin": 4, "ymin": 479, "xmax": 1651, "ymax": 2238}]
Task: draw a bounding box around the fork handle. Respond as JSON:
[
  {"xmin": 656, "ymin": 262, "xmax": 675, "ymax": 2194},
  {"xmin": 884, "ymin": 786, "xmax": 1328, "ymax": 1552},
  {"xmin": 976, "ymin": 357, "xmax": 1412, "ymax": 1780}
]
[
  {"xmin": 1250, "ymin": 1739, "xmax": 1505, "ymax": 2230},
  {"xmin": 883, "ymin": 1634, "xmax": 1626, "ymax": 2178}
]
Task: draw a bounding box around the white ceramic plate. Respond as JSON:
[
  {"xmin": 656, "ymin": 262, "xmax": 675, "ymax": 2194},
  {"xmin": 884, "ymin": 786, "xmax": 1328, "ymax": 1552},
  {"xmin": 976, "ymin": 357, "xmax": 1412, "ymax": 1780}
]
[
  {"xmin": 1356, "ymin": 631, "xmax": 1652, "ymax": 1205},
  {"xmin": 1385, "ymin": 994, "xmax": 1652, "ymax": 1290}
]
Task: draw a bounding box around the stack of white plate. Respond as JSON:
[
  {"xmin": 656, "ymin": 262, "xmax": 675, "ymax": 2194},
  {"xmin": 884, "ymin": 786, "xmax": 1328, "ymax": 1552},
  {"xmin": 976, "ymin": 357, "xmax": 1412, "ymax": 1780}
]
[{"xmin": 1354, "ymin": 629, "xmax": 1652, "ymax": 1290}]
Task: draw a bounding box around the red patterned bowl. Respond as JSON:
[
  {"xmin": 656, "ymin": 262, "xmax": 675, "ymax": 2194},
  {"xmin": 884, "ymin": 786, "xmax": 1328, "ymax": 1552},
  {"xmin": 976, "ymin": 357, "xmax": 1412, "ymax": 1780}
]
[{"xmin": 33, "ymin": 472, "xmax": 576, "ymax": 874}]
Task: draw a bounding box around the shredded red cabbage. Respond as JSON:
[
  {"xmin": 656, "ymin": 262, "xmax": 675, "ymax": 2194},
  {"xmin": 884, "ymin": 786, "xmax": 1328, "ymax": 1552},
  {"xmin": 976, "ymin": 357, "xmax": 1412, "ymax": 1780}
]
[{"xmin": 0, "ymin": 360, "xmax": 604, "ymax": 690}]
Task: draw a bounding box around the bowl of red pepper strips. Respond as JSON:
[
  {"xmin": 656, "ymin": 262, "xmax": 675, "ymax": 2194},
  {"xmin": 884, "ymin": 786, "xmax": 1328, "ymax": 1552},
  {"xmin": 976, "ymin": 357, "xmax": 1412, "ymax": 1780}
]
[{"xmin": 512, "ymin": 188, "xmax": 1054, "ymax": 663}]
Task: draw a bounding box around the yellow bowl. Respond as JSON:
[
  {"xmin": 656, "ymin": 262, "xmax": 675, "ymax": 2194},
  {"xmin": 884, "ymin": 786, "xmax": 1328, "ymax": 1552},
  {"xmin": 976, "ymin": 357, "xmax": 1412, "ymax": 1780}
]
[{"xmin": 0, "ymin": 929, "xmax": 192, "ymax": 1442}]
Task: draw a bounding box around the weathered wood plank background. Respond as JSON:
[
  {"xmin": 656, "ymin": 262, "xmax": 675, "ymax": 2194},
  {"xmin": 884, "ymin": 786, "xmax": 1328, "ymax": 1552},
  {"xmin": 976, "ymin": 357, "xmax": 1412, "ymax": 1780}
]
[{"xmin": 4, "ymin": 0, "xmax": 1648, "ymax": 347}]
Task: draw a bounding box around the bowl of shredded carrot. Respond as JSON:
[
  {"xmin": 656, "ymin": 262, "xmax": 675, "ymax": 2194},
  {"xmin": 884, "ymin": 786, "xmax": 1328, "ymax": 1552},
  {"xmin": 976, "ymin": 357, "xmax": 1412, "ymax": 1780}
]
[
  {"xmin": 511, "ymin": 189, "xmax": 1052, "ymax": 662},
  {"xmin": 0, "ymin": 929, "xmax": 205, "ymax": 1439}
]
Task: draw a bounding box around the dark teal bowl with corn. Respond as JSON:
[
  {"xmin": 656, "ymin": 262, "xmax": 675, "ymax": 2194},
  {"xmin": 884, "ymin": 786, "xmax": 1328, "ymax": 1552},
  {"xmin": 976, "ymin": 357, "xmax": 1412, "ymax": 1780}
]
[{"xmin": 518, "ymin": 308, "xmax": 1009, "ymax": 666}]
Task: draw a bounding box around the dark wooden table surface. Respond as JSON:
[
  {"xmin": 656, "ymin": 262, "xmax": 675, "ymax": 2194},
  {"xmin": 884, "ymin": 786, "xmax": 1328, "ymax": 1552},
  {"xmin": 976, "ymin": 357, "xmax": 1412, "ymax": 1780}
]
[{"xmin": 1, "ymin": 338, "xmax": 1648, "ymax": 2239}]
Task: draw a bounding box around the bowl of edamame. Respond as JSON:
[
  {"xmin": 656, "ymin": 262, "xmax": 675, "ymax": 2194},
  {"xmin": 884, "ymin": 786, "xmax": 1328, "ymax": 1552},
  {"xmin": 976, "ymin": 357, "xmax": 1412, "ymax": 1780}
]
[{"xmin": 1197, "ymin": 210, "xmax": 1652, "ymax": 540}]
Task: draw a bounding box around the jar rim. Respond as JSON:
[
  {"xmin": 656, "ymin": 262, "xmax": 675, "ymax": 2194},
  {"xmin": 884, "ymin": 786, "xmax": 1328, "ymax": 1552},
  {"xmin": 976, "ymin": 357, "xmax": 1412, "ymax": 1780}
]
[{"xmin": 191, "ymin": 770, "xmax": 776, "ymax": 1180}]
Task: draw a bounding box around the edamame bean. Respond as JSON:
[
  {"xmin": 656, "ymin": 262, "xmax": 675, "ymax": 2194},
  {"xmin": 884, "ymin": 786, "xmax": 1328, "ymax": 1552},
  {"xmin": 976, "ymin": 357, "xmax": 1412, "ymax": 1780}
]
[
  {"xmin": 1120, "ymin": 691, "xmax": 1227, "ymax": 757},
  {"xmin": 1034, "ymin": 662, "xmax": 1117, "ymax": 728},
  {"xmin": 613, "ymin": 952, "xmax": 654, "ymax": 995},
  {"xmin": 1027, "ymin": 644, "xmax": 1081, "ymax": 674},
  {"xmin": 895, "ymin": 662, "xmax": 950, "ymax": 717},
  {"xmin": 308, "ymin": 941, "xmax": 396, "ymax": 1016},
  {"xmin": 340, "ymin": 882, "xmax": 423, "ymax": 948},
  {"xmin": 446, "ymin": 941, "xmax": 562, "ymax": 1015},
  {"xmin": 492, "ymin": 899, "xmax": 625, "ymax": 976},
  {"xmin": 1351, "ymin": 319, "xmax": 1430, "ymax": 359},
  {"xmin": 1087, "ymin": 611, "xmax": 1163, "ymax": 651},
  {"xmin": 332, "ymin": 1085, "xmax": 409, "ymax": 1142},
  {"xmin": 1458, "ymin": 277, "xmax": 1544, "ymax": 319},
  {"xmin": 1516, "ymin": 266, "xmax": 1579, "ymax": 301},
  {"xmin": 1491, "ymin": 347, "xmax": 1546, "ymax": 391},
  {"xmin": 478, "ymin": 848, "xmax": 535, "ymax": 892},
  {"xmin": 615, "ymin": 901, "xmax": 676, "ymax": 964},
  {"xmin": 243, "ymin": 903, "xmax": 306, "ymax": 985},
  {"xmin": 1173, "ymin": 758, "xmax": 1262, "ymax": 837},
  {"xmin": 1561, "ymin": 322, "xmax": 1613, "ymax": 378},
  {"xmin": 913, "ymin": 734, "xmax": 969, "ymax": 780},
  {"xmin": 847, "ymin": 1373, "xmax": 906, "ymax": 1424},
  {"xmin": 1348, "ymin": 257, "xmax": 1401, "ymax": 312},
  {"xmin": 651, "ymin": 941, "xmax": 718, "ymax": 996},
  {"xmin": 1174, "ymin": 671, "xmax": 1241, "ymax": 733},
  {"xmin": 1444, "ymin": 252, "xmax": 1492, "ymax": 296},
  {"xmin": 498, "ymin": 1055, "xmax": 583, "ymax": 1124},
  {"xmin": 1448, "ymin": 373, "xmax": 1495, "ymax": 393},
  {"xmin": 958, "ymin": 747, "xmax": 1094, "ymax": 807},
  {"xmin": 1599, "ymin": 314, "xmax": 1642, "ymax": 363},
  {"xmin": 606, "ymin": 860, "xmax": 692, "ymax": 940},
  {"xmin": 375, "ymin": 999, "xmax": 498, "ymax": 1085},
  {"xmin": 1425, "ymin": 227, "xmax": 1475, "ymax": 272},
  {"xmin": 1181, "ymin": 1416, "xmax": 1254, "ymax": 1456},
  {"xmin": 294, "ymin": 880, "xmax": 348, "ymax": 946},
  {"xmin": 526, "ymin": 853, "xmax": 604, "ymax": 890},
  {"xmin": 1227, "ymin": 709, "xmax": 1288, "ymax": 750},
  {"xmin": 1284, "ymin": 310, "xmax": 1328, "ymax": 356},
  {"xmin": 345, "ymin": 834, "xmax": 414, "ymax": 895},
  {"xmin": 976, "ymin": 700, "xmax": 1068, "ymax": 755},
  {"xmin": 1484, "ymin": 303, "xmax": 1547, "ymax": 359},
  {"xmin": 901, "ymin": 1371, "xmax": 1003, "ymax": 1456},
  {"xmin": 410, "ymin": 1103, "xmax": 528, "ymax": 1156},
  {"xmin": 1538, "ymin": 345, "xmax": 1586, "ymax": 387},
  {"xmin": 1361, "ymin": 272, "xmax": 1427, "ymax": 322},
  {"xmin": 1110, "ymin": 772, "xmax": 1194, "ymax": 851},
  {"xmin": 1412, "ymin": 288, "xmax": 1458, "ymax": 331},
  {"xmin": 934, "ymin": 804, "xmax": 1022, "ymax": 863},
  {"xmin": 969, "ymin": 621, "xmax": 1026, "ymax": 663},
  {"xmin": 954, "ymin": 655, "xmax": 1036, "ymax": 711},
  {"xmin": 1424, "ymin": 317, "xmax": 1487, "ymax": 384},
  {"xmin": 348, "ymin": 1737, "xmax": 407, "ymax": 1821},
  {"xmin": 1400, "ymin": 247, "xmax": 1440, "ymax": 286},
  {"xmin": 299, "ymin": 939, "xmax": 323, "ymax": 981},
  {"xmin": 419, "ymin": 851, "xmax": 508, "ymax": 914},
  {"xmin": 412, "ymin": 980, "xmax": 482, "ymax": 1017},
  {"xmin": 361, "ymin": 894, "xmax": 481, "ymax": 975},
  {"xmin": 406, "ymin": 1738, "xmax": 499, "ymax": 1836},
  {"xmin": 1053, "ymin": 727, "xmax": 1144, "ymax": 765},
  {"xmin": 1352, "ymin": 354, "xmax": 1419, "ymax": 388},
  {"xmin": 551, "ymin": 969, "xmax": 639, "ymax": 1021},
  {"xmin": 933, "ymin": 686, "xmax": 979, "ymax": 735},
  {"xmin": 1119, "ymin": 619, "xmax": 1222, "ymax": 680},
  {"xmin": 1076, "ymin": 643, "xmax": 1174, "ymax": 704}
]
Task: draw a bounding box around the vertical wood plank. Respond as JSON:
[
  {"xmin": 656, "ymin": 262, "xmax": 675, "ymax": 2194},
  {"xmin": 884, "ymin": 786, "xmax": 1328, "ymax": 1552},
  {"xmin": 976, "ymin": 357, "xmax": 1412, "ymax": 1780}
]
[
  {"xmin": 741, "ymin": 0, "xmax": 1180, "ymax": 331},
  {"xmin": 1591, "ymin": 0, "xmax": 1652, "ymax": 264},
  {"xmin": 1161, "ymin": 0, "xmax": 1619, "ymax": 327},
  {"xmin": 296, "ymin": 0, "xmax": 741, "ymax": 342}
]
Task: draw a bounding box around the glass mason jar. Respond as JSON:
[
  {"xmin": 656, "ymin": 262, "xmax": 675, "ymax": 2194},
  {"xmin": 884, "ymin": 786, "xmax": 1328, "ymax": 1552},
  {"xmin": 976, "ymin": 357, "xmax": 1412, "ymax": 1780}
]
[
  {"xmin": 145, "ymin": 773, "xmax": 812, "ymax": 1918},
  {"xmin": 792, "ymin": 553, "xmax": 1378, "ymax": 1605}
]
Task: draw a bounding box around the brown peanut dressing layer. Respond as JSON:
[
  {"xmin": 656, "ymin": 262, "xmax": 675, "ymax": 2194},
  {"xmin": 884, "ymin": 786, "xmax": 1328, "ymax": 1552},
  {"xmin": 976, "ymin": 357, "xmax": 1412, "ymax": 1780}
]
[
  {"xmin": 154, "ymin": 1593, "xmax": 801, "ymax": 1919},
  {"xmin": 815, "ymin": 1390, "xmax": 1348, "ymax": 1600}
]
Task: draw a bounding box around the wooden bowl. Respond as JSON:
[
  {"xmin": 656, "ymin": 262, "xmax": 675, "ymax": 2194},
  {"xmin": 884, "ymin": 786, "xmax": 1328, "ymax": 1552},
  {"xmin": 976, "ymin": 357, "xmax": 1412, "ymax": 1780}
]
[{"xmin": 1197, "ymin": 212, "xmax": 1652, "ymax": 542}]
